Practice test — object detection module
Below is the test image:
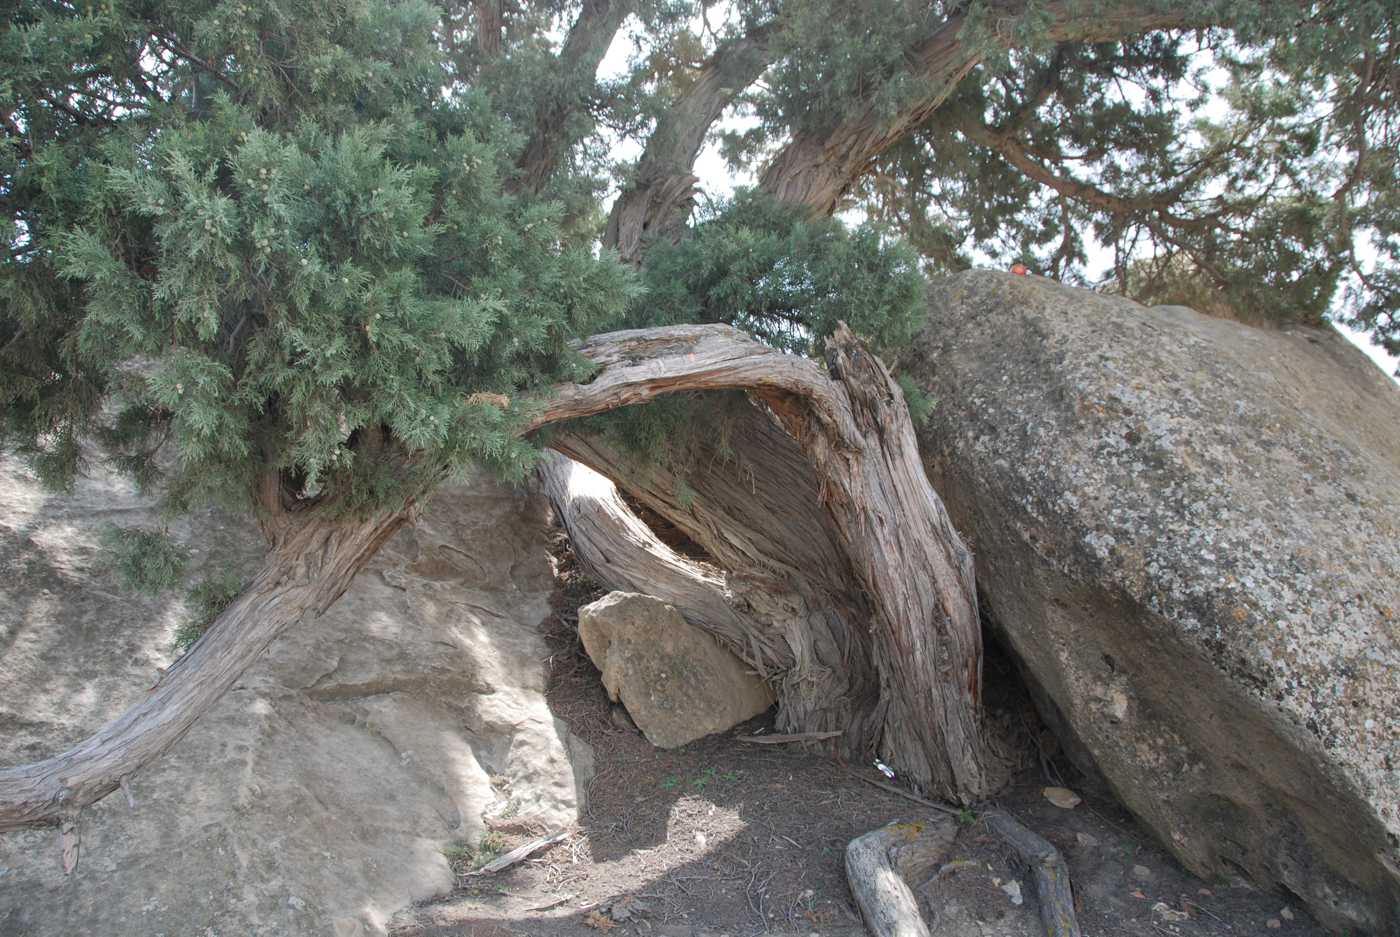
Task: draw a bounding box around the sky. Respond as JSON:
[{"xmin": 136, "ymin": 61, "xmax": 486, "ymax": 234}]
[{"xmin": 595, "ymin": 20, "xmax": 1400, "ymax": 383}]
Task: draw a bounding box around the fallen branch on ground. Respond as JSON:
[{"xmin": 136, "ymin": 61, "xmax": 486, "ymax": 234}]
[
  {"xmin": 983, "ymin": 810, "xmax": 1081, "ymax": 937},
  {"xmin": 845, "ymin": 817, "xmax": 957, "ymax": 937},
  {"xmin": 469, "ymin": 830, "xmax": 570, "ymax": 876}
]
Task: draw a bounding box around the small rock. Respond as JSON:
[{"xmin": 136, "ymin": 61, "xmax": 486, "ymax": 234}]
[
  {"xmin": 1267, "ymin": 919, "xmax": 1282, "ymax": 930},
  {"xmin": 693, "ymin": 831, "xmax": 707, "ymax": 849},
  {"xmin": 1075, "ymin": 832, "xmax": 1099, "ymax": 848},
  {"xmin": 1043, "ymin": 786, "xmax": 1082, "ymax": 809},
  {"xmin": 286, "ymin": 896, "xmax": 306, "ymax": 911},
  {"xmin": 1280, "ymin": 907, "xmax": 1295, "ymax": 920},
  {"xmin": 1131, "ymin": 864, "xmax": 1153, "ymax": 881},
  {"xmin": 1000, "ymin": 880, "xmax": 1024, "ymax": 906}
]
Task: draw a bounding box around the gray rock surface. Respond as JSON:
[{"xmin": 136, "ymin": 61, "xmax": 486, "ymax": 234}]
[
  {"xmin": 578, "ymin": 592, "xmax": 774, "ymax": 748},
  {"xmin": 0, "ymin": 456, "xmax": 591, "ymax": 937},
  {"xmin": 911, "ymin": 269, "xmax": 1400, "ymax": 934}
]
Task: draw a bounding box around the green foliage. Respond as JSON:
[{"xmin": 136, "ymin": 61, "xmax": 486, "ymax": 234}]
[
  {"xmin": 6, "ymin": 0, "xmax": 1398, "ymax": 543},
  {"xmin": 174, "ymin": 569, "xmax": 246, "ymax": 653},
  {"xmin": 896, "ymin": 374, "xmax": 936, "ymax": 427},
  {"xmin": 442, "ymin": 831, "xmax": 508, "ymax": 873},
  {"xmin": 2, "ymin": 0, "xmax": 638, "ymax": 517},
  {"xmin": 635, "ymin": 191, "xmax": 926, "ymax": 356},
  {"xmin": 100, "ymin": 525, "xmax": 189, "ymax": 596}
]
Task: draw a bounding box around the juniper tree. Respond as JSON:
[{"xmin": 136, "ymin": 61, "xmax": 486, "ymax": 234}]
[{"xmin": 2, "ymin": 0, "xmax": 1397, "ymax": 830}]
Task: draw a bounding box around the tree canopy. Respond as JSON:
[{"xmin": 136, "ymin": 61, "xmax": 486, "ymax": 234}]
[{"xmin": 3, "ymin": 0, "xmax": 1397, "ymax": 521}]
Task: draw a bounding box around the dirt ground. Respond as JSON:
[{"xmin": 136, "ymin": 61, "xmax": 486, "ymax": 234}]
[{"xmin": 388, "ymin": 532, "xmax": 1335, "ymax": 937}]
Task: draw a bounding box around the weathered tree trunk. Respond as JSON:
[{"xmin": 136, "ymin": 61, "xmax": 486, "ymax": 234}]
[
  {"xmin": 546, "ymin": 405, "xmax": 885, "ymax": 758},
  {"xmin": 0, "ymin": 495, "xmax": 414, "ymax": 833},
  {"xmin": 531, "ymin": 323, "xmax": 991, "ymax": 799}
]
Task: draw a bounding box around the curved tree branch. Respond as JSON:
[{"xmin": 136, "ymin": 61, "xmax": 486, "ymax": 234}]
[
  {"xmin": 604, "ymin": 24, "xmax": 775, "ymax": 262},
  {"xmin": 531, "ymin": 322, "xmax": 990, "ymax": 797},
  {"xmin": 516, "ymin": 0, "xmax": 635, "ymax": 193},
  {"xmin": 758, "ymin": 3, "xmax": 1202, "ymax": 216}
]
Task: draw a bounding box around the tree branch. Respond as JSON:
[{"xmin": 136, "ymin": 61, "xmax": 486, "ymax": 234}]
[
  {"xmin": 757, "ymin": 2, "xmax": 1200, "ymax": 216},
  {"xmin": 515, "ymin": 0, "xmax": 635, "ymax": 193},
  {"xmin": 604, "ymin": 24, "xmax": 774, "ymax": 262}
]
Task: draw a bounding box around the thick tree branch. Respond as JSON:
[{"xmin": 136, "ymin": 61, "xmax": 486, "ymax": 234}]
[
  {"xmin": 758, "ymin": 3, "xmax": 1199, "ymax": 216},
  {"xmin": 548, "ymin": 406, "xmax": 884, "ymax": 753},
  {"xmin": 538, "ymin": 452, "xmax": 789, "ymax": 677},
  {"xmin": 516, "ymin": 0, "xmax": 635, "ymax": 193},
  {"xmin": 0, "ymin": 500, "xmax": 413, "ymax": 834},
  {"xmin": 604, "ymin": 25, "xmax": 774, "ymax": 262}
]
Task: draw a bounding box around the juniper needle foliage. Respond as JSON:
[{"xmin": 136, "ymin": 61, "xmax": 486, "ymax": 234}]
[{"xmin": 4, "ymin": 0, "xmax": 1398, "ymax": 528}]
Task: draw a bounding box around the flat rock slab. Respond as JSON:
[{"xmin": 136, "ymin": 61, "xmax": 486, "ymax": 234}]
[
  {"xmin": 0, "ymin": 456, "xmax": 592, "ymax": 937},
  {"xmin": 910, "ymin": 270, "xmax": 1400, "ymax": 934},
  {"xmin": 578, "ymin": 591, "xmax": 774, "ymax": 748}
]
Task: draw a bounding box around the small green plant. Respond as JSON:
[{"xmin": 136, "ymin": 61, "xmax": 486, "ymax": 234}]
[
  {"xmin": 100, "ymin": 525, "xmax": 189, "ymax": 595},
  {"xmin": 956, "ymin": 807, "xmax": 977, "ymax": 827},
  {"xmin": 441, "ymin": 841, "xmax": 471, "ymax": 864},
  {"xmin": 442, "ymin": 831, "xmax": 510, "ymax": 876},
  {"xmin": 896, "ymin": 374, "xmax": 937, "ymax": 426},
  {"xmin": 660, "ymin": 775, "xmax": 681, "ymax": 791},
  {"xmin": 475, "ymin": 831, "xmax": 508, "ymax": 868},
  {"xmin": 691, "ymin": 767, "xmax": 719, "ymax": 791},
  {"xmin": 173, "ymin": 569, "xmax": 245, "ymax": 653}
]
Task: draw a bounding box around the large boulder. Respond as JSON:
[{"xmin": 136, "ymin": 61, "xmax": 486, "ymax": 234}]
[
  {"xmin": 0, "ymin": 456, "xmax": 592, "ymax": 937},
  {"xmin": 579, "ymin": 591, "xmax": 775, "ymax": 748},
  {"xmin": 910, "ymin": 270, "xmax": 1400, "ymax": 934}
]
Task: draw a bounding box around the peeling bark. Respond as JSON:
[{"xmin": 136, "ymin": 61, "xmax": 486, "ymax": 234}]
[
  {"xmin": 547, "ymin": 407, "xmax": 885, "ymax": 758},
  {"xmin": 534, "ymin": 322, "xmax": 991, "ymax": 798}
]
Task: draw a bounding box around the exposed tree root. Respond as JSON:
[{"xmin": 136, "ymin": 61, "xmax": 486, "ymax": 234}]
[{"xmin": 846, "ymin": 817, "xmax": 956, "ymax": 937}]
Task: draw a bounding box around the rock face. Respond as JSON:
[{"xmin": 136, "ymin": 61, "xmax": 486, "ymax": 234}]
[
  {"xmin": 911, "ymin": 270, "xmax": 1400, "ymax": 934},
  {"xmin": 578, "ymin": 591, "xmax": 775, "ymax": 748},
  {"xmin": 0, "ymin": 456, "xmax": 592, "ymax": 937}
]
